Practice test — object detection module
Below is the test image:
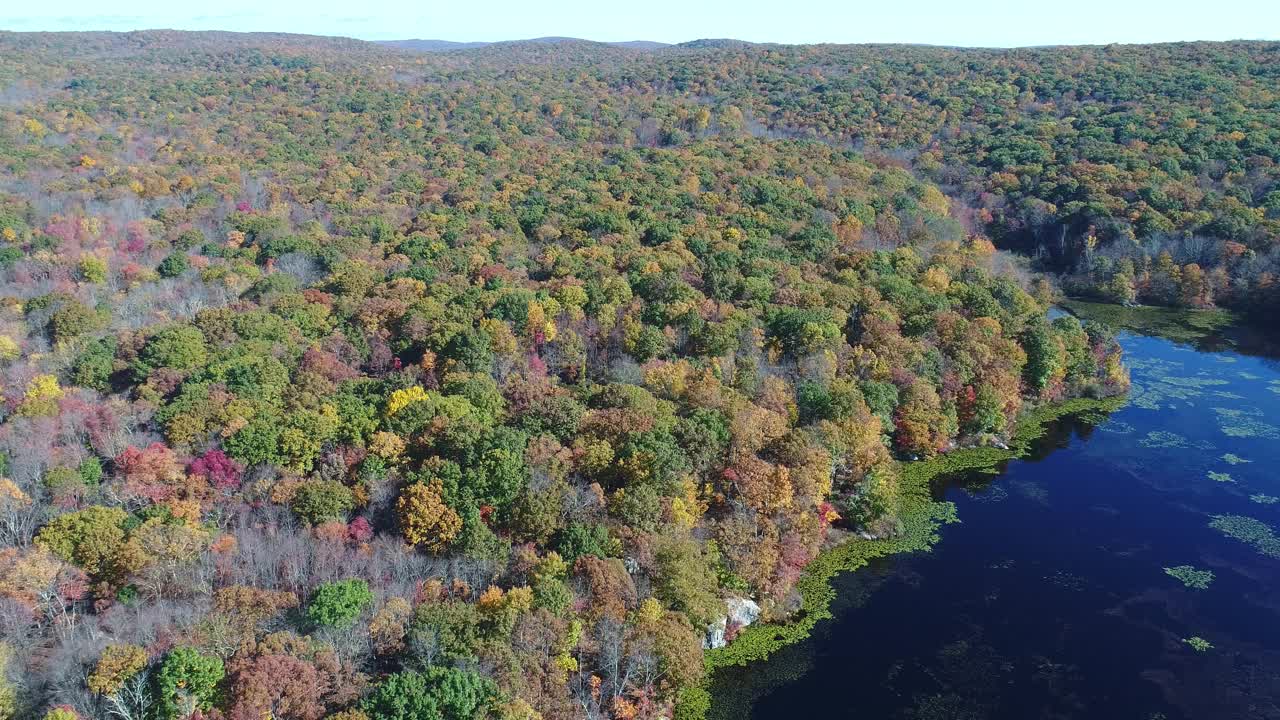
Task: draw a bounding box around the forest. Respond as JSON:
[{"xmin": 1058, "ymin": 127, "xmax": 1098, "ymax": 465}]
[{"xmin": 5, "ymin": 29, "xmax": 1270, "ymax": 720}]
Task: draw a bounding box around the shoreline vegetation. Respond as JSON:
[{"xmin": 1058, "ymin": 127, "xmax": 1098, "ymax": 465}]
[
  {"xmin": 1060, "ymin": 299, "xmax": 1237, "ymax": 346},
  {"xmin": 683, "ymin": 394, "xmax": 1127, "ymax": 720}
]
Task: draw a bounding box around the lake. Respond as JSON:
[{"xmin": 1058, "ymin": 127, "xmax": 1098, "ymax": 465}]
[{"xmin": 711, "ymin": 320, "xmax": 1280, "ymax": 720}]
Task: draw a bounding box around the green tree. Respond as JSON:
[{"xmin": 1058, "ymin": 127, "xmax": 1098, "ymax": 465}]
[
  {"xmin": 969, "ymin": 384, "xmax": 1006, "ymax": 434},
  {"xmin": 49, "ymin": 300, "xmax": 103, "ymax": 343},
  {"xmin": 78, "ymin": 254, "xmax": 109, "ymax": 283},
  {"xmin": 860, "ymin": 380, "xmax": 899, "ymax": 433},
  {"xmin": 70, "ymin": 337, "xmax": 117, "ymax": 390},
  {"xmin": 136, "ymin": 325, "xmax": 208, "ymax": 378},
  {"xmin": 362, "ymin": 667, "xmax": 496, "ymax": 720},
  {"xmin": 651, "ymin": 537, "xmax": 721, "ymax": 626},
  {"xmin": 290, "ymin": 480, "xmax": 355, "ymax": 525},
  {"xmin": 1021, "ymin": 321, "xmax": 1062, "ymax": 395},
  {"xmin": 153, "ymin": 647, "xmax": 224, "ymax": 720},
  {"xmin": 556, "ymin": 522, "xmax": 612, "ymax": 565},
  {"xmin": 174, "ymin": 228, "xmax": 205, "ymax": 250},
  {"xmin": 224, "ymin": 416, "xmax": 284, "ymax": 465},
  {"xmin": 156, "ymin": 253, "xmax": 190, "ymax": 278},
  {"xmin": 765, "ymin": 307, "xmax": 842, "ymax": 356},
  {"xmin": 307, "ymin": 578, "xmax": 374, "ymax": 628},
  {"xmin": 409, "ymin": 600, "xmax": 484, "ymax": 663},
  {"xmin": 34, "ymin": 505, "xmax": 129, "ymax": 578}
]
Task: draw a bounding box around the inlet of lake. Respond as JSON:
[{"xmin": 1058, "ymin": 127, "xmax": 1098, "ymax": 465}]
[{"xmin": 712, "ymin": 320, "xmax": 1280, "ymax": 720}]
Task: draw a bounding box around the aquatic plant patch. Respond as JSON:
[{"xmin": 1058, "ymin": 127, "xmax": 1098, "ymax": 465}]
[
  {"xmin": 1127, "ymin": 377, "xmax": 1213, "ymax": 410},
  {"xmin": 966, "ymin": 484, "xmax": 1009, "ymax": 503},
  {"xmin": 1184, "ymin": 636, "xmax": 1214, "ymax": 652},
  {"xmin": 1012, "ymin": 480, "xmax": 1049, "ymax": 504},
  {"xmin": 1209, "ymin": 515, "xmax": 1280, "ymax": 558},
  {"xmin": 1161, "ymin": 376, "xmax": 1228, "ymax": 389},
  {"xmin": 1213, "ymin": 407, "xmax": 1280, "ymax": 439},
  {"xmin": 1140, "ymin": 431, "xmax": 1190, "ymax": 449},
  {"xmin": 1164, "ymin": 565, "xmax": 1214, "ymax": 589}
]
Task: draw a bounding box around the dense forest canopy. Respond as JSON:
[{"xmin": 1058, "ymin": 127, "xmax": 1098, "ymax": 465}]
[
  {"xmin": 4, "ymin": 33, "xmax": 1278, "ymax": 307},
  {"xmin": 10, "ymin": 28, "xmax": 1269, "ymax": 720}
]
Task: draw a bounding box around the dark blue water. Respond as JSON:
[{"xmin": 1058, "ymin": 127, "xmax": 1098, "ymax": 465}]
[{"xmin": 716, "ymin": 331, "xmax": 1280, "ymax": 720}]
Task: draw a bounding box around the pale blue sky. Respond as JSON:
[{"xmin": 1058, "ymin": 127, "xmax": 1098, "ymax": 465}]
[{"xmin": 3, "ymin": 0, "xmax": 1278, "ymax": 46}]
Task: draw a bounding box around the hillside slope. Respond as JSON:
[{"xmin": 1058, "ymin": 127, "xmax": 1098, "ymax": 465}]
[{"xmin": 7, "ymin": 29, "xmax": 1268, "ymax": 720}]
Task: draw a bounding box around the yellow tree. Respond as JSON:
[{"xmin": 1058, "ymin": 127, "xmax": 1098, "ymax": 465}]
[
  {"xmin": 396, "ymin": 482, "xmax": 462, "ymax": 552},
  {"xmin": 17, "ymin": 375, "xmax": 63, "ymax": 417},
  {"xmin": 88, "ymin": 644, "xmax": 148, "ymax": 696}
]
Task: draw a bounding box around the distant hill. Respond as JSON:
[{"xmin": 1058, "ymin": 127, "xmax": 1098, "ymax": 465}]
[
  {"xmin": 676, "ymin": 38, "xmax": 763, "ymax": 49},
  {"xmin": 379, "ymin": 37, "xmax": 672, "ymax": 52},
  {"xmin": 610, "ymin": 40, "xmax": 671, "ymax": 50},
  {"xmin": 378, "ymin": 39, "xmax": 490, "ymax": 52}
]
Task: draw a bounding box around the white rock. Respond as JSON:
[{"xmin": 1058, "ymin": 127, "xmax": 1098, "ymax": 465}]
[
  {"xmin": 726, "ymin": 596, "xmax": 761, "ymax": 628},
  {"xmin": 704, "ymin": 596, "xmax": 762, "ymax": 649},
  {"xmin": 703, "ymin": 615, "xmax": 727, "ymax": 649}
]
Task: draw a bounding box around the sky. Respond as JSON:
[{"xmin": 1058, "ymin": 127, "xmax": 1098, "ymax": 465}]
[{"xmin": 3, "ymin": 0, "xmax": 1279, "ymax": 47}]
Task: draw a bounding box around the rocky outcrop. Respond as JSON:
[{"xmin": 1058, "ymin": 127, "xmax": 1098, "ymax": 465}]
[
  {"xmin": 727, "ymin": 596, "xmax": 761, "ymax": 627},
  {"xmin": 703, "ymin": 596, "xmax": 762, "ymax": 649},
  {"xmin": 704, "ymin": 616, "xmax": 727, "ymax": 650}
]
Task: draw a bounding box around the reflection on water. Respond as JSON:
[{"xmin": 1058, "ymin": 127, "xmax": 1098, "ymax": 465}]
[{"xmin": 715, "ymin": 330, "xmax": 1280, "ymax": 720}]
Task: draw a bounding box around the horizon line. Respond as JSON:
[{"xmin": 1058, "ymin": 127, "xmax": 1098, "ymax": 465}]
[{"xmin": 2, "ymin": 27, "xmax": 1279, "ymax": 51}]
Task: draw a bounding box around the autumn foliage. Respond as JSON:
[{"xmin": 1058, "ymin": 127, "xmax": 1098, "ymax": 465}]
[{"xmin": 0, "ymin": 29, "xmax": 1139, "ymax": 719}]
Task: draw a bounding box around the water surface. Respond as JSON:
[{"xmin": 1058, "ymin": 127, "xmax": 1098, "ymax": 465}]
[{"xmin": 715, "ymin": 328, "xmax": 1280, "ymax": 720}]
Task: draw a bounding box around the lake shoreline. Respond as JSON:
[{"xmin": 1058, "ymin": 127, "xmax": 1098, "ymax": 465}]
[
  {"xmin": 1059, "ymin": 299, "xmax": 1237, "ymax": 345},
  {"xmin": 681, "ymin": 393, "xmax": 1128, "ymax": 720}
]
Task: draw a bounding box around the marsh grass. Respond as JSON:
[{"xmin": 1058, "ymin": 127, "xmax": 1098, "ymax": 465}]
[{"xmin": 1061, "ymin": 300, "xmax": 1236, "ymax": 346}]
